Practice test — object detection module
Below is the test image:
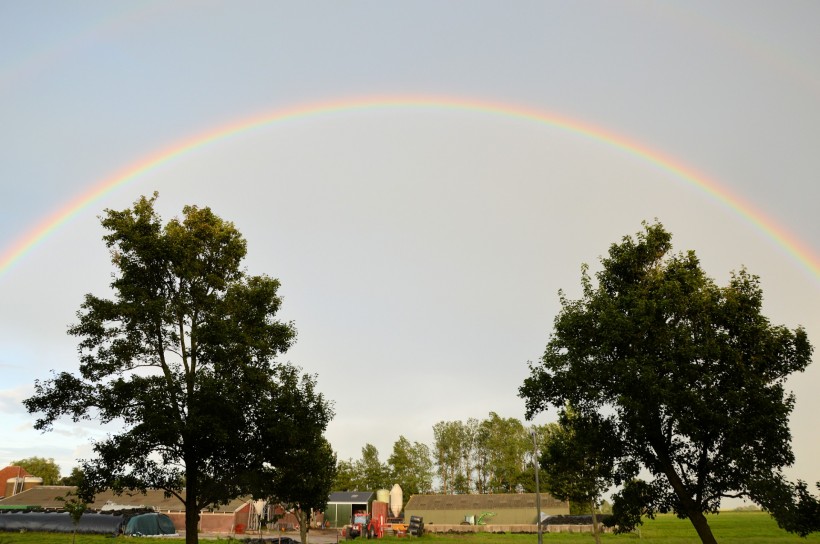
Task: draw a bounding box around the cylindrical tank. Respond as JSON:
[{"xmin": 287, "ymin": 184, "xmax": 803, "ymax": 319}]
[
  {"xmin": 389, "ymin": 483, "xmax": 403, "ymax": 518},
  {"xmin": 376, "ymin": 489, "xmax": 390, "ymax": 504}
]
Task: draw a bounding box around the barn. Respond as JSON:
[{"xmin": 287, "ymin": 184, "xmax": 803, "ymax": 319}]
[{"xmin": 404, "ymin": 493, "xmax": 569, "ymax": 527}]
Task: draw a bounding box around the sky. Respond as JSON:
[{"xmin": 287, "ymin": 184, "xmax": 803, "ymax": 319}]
[{"xmin": 1, "ymin": 1, "xmax": 819, "ymax": 499}]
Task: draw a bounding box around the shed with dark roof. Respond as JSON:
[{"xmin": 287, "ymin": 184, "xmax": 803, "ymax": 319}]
[{"xmin": 324, "ymin": 491, "xmax": 375, "ymax": 528}]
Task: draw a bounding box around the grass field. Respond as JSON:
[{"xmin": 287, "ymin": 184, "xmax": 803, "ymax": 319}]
[{"xmin": 0, "ymin": 512, "xmax": 818, "ymax": 543}]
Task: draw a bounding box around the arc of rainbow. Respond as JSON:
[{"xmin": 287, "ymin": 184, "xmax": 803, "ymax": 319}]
[{"xmin": 1, "ymin": 95, "xmax": 818, "ymax": 281}]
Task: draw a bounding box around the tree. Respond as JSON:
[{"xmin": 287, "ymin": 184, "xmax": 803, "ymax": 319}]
[
  {"xmin": 56, "ymin": 491, "xmax": 87, "ymax": 544},
  {"xmin": 519, "ymin": 423, "xmax": 553, "ymax": 495},
  {"xmin": 388, "ymin": 436, "xmax": 434, "ymax": 502},
  {"xmin": 432, "ymin": 421, "xmax": 464, "ymax": 494},
  {"xmin": 10, "ymin": 456, "xmax": 60, "ymax": 485},
  {"xmin": 60, "ymin": 467, "xmax": 85, "ymax": 487},
  {"xmin": 247, "ymin": 365, "xmax": 336, "ymax": 544},
  {"xmin": 520, "ymin": 222, "xmax": 818, "ymax": 543},
  {"xmin": 539, "ymin": 409, "xmax": 618, "ymax": 544},
  {"xmin": 333, "ymin": 459, "xmax": 359, "ymax": 492},
  {"xmin": 355, "ymin": 444, "xmax": 390, "ymax": 491},
  {"xmin": 475, "ymin": 413, "xmax": 530, "ymax": 493},
  {"xmin": 24, "ymin": 194, "xmax": 301, "ymax": 544},
  {"xmin": 281, "ymin": 438, "xmax": 337, "ymax": 544}
]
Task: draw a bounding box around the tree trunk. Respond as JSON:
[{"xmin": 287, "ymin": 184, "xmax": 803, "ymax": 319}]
[
  {"xmin": 185, "ymin": 467, "xmax": 200, "ymax": 544},
  {"xmin": 687, "ymin": 510, "xmax": 718, "ymax": 544},
  {"xmin": 655, "ymin": 451, "xmax": 718, "ymax": 544},
  {"xmin": 185, "ymin": 503, "xmax": 200, "ymax": 544},
  {"xmin": 297, "ymin": 509, "xmax": 309, "ymax": 544},
  {"xmin": 590, "ymin": 500, "xmax": 601, "ymax": 544}
]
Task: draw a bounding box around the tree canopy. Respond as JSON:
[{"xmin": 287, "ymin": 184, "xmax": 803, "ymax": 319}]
[
  {"xmin": 247, "ymin": 365, "xmax": 336, "ymax": 544},
  {"xmin": 11, "ymin": 456, "xmax": 60, "ymax": 485},
  {"xmin": 519, "ymin": 222, "xmax": 817, "ymax": 544},
  {"xmin": 539, "ymin": 409, "xmax": 618, "ymax": 544},
  {"xmin": 23, "ymin": 194, "xmax": 328, "ymax": 544}
]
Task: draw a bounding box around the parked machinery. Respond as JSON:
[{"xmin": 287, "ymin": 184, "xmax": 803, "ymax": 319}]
[{"xmin": 343, "ymin": 501, "xmax": 416, "ymax": 539}]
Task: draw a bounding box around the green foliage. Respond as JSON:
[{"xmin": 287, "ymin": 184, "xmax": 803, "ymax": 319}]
[
  {"xmin": 749, "ymin": 477, "xmax": 820, "ymax": 536},
  {"xmin": 540, "ymin": 409, "xmax": 618, "ymax": 517},
  {"xmin": 388, "ymin": 436, "xmax": 434, "ymax": 501},
  {"xmin": 432, "ymin": 414, "xmax": 537, "ymax": 495},
  {"xmin": 55, "ymin": 490, "xmax": 87, "ymax": 544},
  {"xmin": 333, "ymin": 458, "xmax": 359, "ymax": 491},
  {"xmin": 246, "ymin": 365, "xmax": 337, "ymax": 544},
  {"xmin": 332, "ymin": 443, "xmax": 393, "ymax": 493},
  {"xmin": 59, "ymin": 467, "xmax": 85, "ymax": 487},
  {"xmin": 342, "ymin": 414, "xmax": 553, "ymax": 496},
  {"xmin": 358, "ymin": 444, "xmax": 391, "ymax": 491},
  {"xmin": 433, "ymin": 420, "xmax": 467, "ymax": 494},
  {"xmin": 475, "ymin": 413, "xmax": 532, "ymax": 494},
  {"xmin": 519, "ymin": 221, "xmax": 816, "ymax": 543},
  {"xmin": 22, "ymin": 194, "xmax": 317, "ymax": 544},
  {"xmin": 10, "ymin": 457, "xmax": 60, "ymax": 485},
  {"xmin": 605, "ymin": 479, "xmax": 658, "ymax": 533}
]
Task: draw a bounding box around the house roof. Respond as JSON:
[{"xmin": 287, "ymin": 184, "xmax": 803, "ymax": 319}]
[
  {"xmin": 405, "ymin": 493, "xmax": 567, "ymax": 511},
  {"xmin": 328, "ymin": 491, "xmax": 375, "ymax": 504},
  {"xmin": 0, "ymin": 486, "xmax": 249, "ymax": 513}
]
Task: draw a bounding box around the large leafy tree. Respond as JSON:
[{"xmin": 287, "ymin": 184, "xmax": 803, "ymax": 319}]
[
  {"xmin": 432, "ymin": 420, "xmax": 465, "ymax": 494},
  {"xmin": 539, "ymin": 410, "xmax": 618, "ymax": 544},
  {"xmin": 356, "ymin": 444, "xmax": 390, "ymax": 491},
  {"xmin": 388, "ymin": 436, "xmax": 434, "ymax": 502},
  {"xmin": 250, "ymin": 366, "xmax": 337, "ymax": 544},
  {"xmin": 333, "ymin": 459, "xmax": 359, "ymax": 491},
  {"xmin": 520, "ymin": 222, "xmax": 817, "ymax": 544},
  {"xmin": 476, "ymin": 412, "xmax": 530, "ymax": 493},
  {"xmin": 10, "ymin": 456, "xmax": 61, "ymax": 485},
  {"xmin": 24, "ymin": 194, "xmax": 300, "ymax": 544}
]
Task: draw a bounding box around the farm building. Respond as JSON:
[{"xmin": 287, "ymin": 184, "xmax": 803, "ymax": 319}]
[
  {"xmin": 0, "ymin": 485, "xmax": 263, "ymax": 534},
  {"xmin": 0, "ymin": 466, "xmax": 41, "ymax": 499},
  {"xmin": 324, "ymin": 491, "xmax": 374, "ymax": 528},
  {"xmin": 404, "ymin": 493, "xmax": 569, "ymax": 526}
]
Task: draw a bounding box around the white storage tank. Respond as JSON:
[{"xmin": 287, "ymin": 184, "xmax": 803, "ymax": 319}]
[{"xmin": 389, "ymin": 483, "xmax": 403, "ymax": 518}]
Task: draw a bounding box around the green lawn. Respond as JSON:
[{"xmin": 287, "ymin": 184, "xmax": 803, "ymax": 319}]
[
  {"xmin": 414, "ymin": 513, "xmax": 820, "ymax": 543},
  {"xmin": 0, "ymin": 512, "xmax": 818, "ymax": 543}
]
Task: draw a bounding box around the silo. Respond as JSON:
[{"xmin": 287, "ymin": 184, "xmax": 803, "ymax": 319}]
[
  {"xmin": 389, "ymin": 484, "xmax": 403, "ymax": 518},
  {"xmin": 376, "ymin": 489, "xmax": 390, "ymax": 504}
]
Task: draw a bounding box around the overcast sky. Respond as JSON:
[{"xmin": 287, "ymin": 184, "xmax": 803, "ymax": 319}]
[{"xmin": 1, "ymin": 1, "xmax": 818, "ymax": 497}]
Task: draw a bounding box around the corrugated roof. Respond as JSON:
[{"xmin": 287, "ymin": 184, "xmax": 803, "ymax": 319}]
[
  {"xmin": 328, "ymin": 491, "xmax": 375, "ymax": 503},
  {"xmin": 405, "ymin": 493, "xmax": 567, "ymax": 510},
  {"xmin": 0, "ymin": 486, "xmax": 248, "ymax": 513}
]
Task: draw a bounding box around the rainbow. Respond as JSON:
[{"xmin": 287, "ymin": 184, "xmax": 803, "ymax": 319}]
[{"xmin": 1, "ymin": 95, "xmax": 819, "ymax": 280}]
